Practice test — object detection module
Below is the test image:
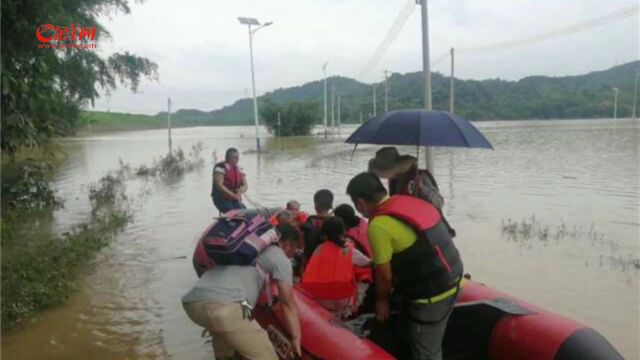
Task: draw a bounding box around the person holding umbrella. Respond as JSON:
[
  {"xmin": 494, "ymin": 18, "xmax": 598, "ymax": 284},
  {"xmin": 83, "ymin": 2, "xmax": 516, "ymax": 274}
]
[
  {"xmin": 368, "ymin": 146, "xmax": 455, "ymax": 237},
  {"xmin": 346, "ymin": 172, "xmax": 463, "ymax": 360}
]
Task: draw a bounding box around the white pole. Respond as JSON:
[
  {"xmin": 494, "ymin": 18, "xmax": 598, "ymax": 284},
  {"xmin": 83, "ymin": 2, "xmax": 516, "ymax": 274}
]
[
  {"xmin": 338, "ymin": 96, "xmax": 341, "ymax": 137},
  {"xmin": 613, "ymin": 88, "xmax": 619, "ymax": 119},
  {"xmin": 384, "ymin": 70, "xmax": 389, "ymax": 113},
  {"xmin": 167, "ymin": 97, "xmax": 172, "ymax": 154},
  {"xmin": 420, "ymin": 0, "xmax": 434, "ymax": 174},
  {"xmin": 248, "ymin": 25, "xmax": 261, "ymax": 151},
  {"xmin": 373, "ymin": 84, "xmax": 377, "ymax": 116},
  {"xmin": 331, "ymin": 84, "xmax": 335, "ymax": 136},
  {"xmin": 323, "ymin": 63, "xmax": 328, "ymax": 138},
  {"xmin": 633, "ymin": 71, "xmax": 639, "ymax": 120},
  {"xmin": 449, "ymin": 47, "xmax": 455, "ymax": 114}
]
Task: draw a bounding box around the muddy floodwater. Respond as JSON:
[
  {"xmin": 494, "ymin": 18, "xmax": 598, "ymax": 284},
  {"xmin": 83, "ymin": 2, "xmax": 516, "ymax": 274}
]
[{"xmin": 2, "ymin": 119, "xmax": 639, "ymax": 360}]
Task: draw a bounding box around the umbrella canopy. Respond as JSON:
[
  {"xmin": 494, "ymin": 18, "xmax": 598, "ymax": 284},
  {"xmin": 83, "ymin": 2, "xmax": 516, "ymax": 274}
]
[{"xmin": 345, "ymin": 110, "xmax": 493, "ymax": 149}]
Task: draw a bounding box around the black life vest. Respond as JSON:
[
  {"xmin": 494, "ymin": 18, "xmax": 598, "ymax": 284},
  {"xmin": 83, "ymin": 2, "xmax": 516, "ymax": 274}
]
[{"xmin": 371, "ymin": 195, "xmax": 463, "ymax": 300}]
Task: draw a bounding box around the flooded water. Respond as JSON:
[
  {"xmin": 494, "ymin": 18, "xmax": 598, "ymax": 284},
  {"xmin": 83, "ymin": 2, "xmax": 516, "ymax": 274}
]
[{"xmin": 2, "ymin": 119, "xmax": 639, "ymax": 360}]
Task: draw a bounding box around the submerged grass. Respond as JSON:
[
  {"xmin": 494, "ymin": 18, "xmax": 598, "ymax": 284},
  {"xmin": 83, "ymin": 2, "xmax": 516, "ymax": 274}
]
[
  {"xmin": 1, "ymin": 144, "xmax": 205, "ymax": 330},
  {"xmin": 500, "ymin": 215, "xmax": 640, "ymax": 275}
]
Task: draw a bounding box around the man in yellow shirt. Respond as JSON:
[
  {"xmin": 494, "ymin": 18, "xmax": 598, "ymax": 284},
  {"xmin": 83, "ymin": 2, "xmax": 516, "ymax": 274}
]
[{"xmin": 346, "ymin": 172, "xmax": 463, "ymax": 360}]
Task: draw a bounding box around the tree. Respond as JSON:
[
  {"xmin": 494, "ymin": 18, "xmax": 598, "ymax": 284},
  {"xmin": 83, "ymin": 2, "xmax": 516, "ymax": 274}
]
[
  {"xmin": 1, "ymin": 0, "xmax": 158, "ymax": 155},
  {"xmin": 260, "ymin": 98, "xmax": 319, "ymax": 136}
]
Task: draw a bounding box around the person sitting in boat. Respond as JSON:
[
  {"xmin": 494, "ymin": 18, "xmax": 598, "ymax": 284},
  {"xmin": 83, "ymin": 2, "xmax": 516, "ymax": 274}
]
[
  {"xmin": 334, "ymin": 203, "xmax": 373, "ymax": 286},
  {"xmin": 211, "ymin": 147, "xmax": 247, "ymax": 214},
  {"xmin": 368, "ymin": 146, "xmax": 456, "ymax": 237},
  {"xmin": 300, "ymin": 217, "xmax": 371, "ymax": 319},
  {"xmin": 286, "ymin": 200, "xmax": 309, "ymax": 225},
  {"xmin": 276, "ymin": 210, "xmax": 295, "ymax": 225},
  {"xmin": 334, "ymin": 204, "xmax": 371, "ymax": 256},
  {"xmin": 183, "ymin": 223, "xmax": 302, "ymax": 360},
  {"xmin": 346, "ymin": 172, "xmax": 463, "ymax": 360},
  {"xmin": 301, "ymin": 189, "xmax": 334, "ymax": 263}
]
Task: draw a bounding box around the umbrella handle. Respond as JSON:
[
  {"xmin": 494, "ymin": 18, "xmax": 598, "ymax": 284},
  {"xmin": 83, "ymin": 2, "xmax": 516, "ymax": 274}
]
[{"xmin": 350, "ymin": 144, "xmax": 359, "ymax": 161}]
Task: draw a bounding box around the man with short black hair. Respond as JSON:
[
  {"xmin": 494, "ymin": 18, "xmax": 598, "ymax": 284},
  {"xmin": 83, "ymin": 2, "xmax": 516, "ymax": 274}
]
[
  {"xmin": 301, "ymin": 189, "xmax": 334, "ymax": 262},
  {"xmin": 346, "ymin": 172, "xmax": 463, "ymax": 360}
]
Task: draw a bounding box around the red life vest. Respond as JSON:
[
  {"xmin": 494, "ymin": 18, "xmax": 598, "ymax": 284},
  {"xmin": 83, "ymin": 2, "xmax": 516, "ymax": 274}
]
[
  {"xmin": 212, "ymin": 161, "xmax": 244, "ymax": 200},
  {"xmin": 345, "ymin": 219, "xmax": 373, "ymax": 283},
  {"xmin": 300, "ymin": 241, "xmax": 358, "ymax": 301},
  {"xmin": 371, "ymin": 195, "xmax": 463, "ymax": 300},
  {"xmin": 295, "ymin": 212, "xmax": 309, "ymax": 225},
  {"xmin": 345, "ymin": 218, "xmax": 371, "ymax": 257}
]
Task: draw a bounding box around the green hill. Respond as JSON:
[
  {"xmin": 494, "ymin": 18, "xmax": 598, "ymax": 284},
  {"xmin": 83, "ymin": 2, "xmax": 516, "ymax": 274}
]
[{"xmin": 88, "ymin": 60, "xmax": 640, "ymax": 128}]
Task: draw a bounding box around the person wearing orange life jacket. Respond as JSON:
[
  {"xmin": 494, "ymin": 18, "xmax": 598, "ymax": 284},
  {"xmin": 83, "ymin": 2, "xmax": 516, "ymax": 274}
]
[
  {"xmin": 334, "ymin": 203, "xmax": 373, "ymax": 284},
  {"xmin": 300, "ymin": 217, "xmax": 371, "ymax": 319},
  {"xmin": 211, "ymin": 148, "xmax": 247, "ymax": 214},
  {"xmin": 347, "ymin": 172, "xmax": 463, "ymax": 360},
  {"xmin": 286, "ymin": 200, "xmax": 309, "ymax": 225},
  {"xmin": 301, "ymin": 189, "xmax": 333, "ymax": 263},
  {"xmin": 368, "ymin": 147, "xmax": 456, "ymax": 237}
]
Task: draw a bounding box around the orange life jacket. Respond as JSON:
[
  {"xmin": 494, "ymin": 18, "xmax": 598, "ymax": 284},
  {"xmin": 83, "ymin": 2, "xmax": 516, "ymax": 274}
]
[
  {"xmin": 345, "ymin": 219, "xmax": 373, "ymax": 283},
  {"xmin": 300, "ymin": 241, "xmax": 357, "ymax": 301}
]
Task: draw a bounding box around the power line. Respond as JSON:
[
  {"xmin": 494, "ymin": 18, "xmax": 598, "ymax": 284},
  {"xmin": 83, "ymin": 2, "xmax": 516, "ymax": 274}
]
[
  {"xmin": 358, "ymin": 0, "xmax": 417, "ymax": 79},
  {"xmin": 429, "ymin": 4, "xmax": 638, "ymax": 72},
  {"xmin": 459, "ymin": 4, "xmax": 638, "ymax": 53}
]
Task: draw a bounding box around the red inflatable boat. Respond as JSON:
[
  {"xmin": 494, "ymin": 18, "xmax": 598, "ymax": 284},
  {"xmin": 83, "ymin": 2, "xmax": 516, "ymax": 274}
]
[
  {"xmin": 193, "ymin": 209, "xmax": 623, "ymax": 360},
  {"xmin": 252, "ymin": 280, "xmax": 623, "ymax": 360}
]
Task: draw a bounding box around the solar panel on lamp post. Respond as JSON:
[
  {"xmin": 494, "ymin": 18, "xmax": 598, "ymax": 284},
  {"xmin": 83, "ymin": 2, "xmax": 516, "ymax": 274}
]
[{"xmin": 237, "ymin": 17, "xmax": 273, "ymax": 151}]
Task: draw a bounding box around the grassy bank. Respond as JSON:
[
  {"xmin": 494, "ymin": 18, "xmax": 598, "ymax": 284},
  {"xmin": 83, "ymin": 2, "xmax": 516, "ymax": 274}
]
[
  {"xmin": 0, "ymin": 155, "xmax": 131, "ymax": 329},
  {"xmin": 80, "ymin": 111, "xmax": 169, "ymax": 132}
]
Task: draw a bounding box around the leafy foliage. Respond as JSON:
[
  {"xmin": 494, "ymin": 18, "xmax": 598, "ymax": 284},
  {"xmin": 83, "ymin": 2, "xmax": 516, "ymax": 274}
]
[
  {"xmin": 1, "ymin": 160, "xmax": 63, "ymax": 211},
  {"xmin": 2, "ymin": 169, "xmax": 131, "ymax": 330},
  {"xmin": 260, "ymin": 98, "xmax": 320, "ymax": 136},
  {"xmin": 0, "ymin": 0, "xmax": 158, "ymax": 154},
  {"xmin": 159, "ymin": 61, "xmax": 639, "ymax": 126}
]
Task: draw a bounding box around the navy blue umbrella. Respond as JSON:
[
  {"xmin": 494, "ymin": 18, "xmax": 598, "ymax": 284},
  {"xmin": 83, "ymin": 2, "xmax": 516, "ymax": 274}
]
[{"xmin": 345, "ymin": 110, "xmax": 493, "ymax": 149}]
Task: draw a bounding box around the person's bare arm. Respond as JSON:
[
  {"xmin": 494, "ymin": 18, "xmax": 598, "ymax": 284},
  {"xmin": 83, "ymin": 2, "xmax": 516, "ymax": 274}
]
[
  {"xmin": 375, "ymin": 262, "xmax": 393, "ymax": 321},
  {"xmin": 238, "ymin": 174, "xmax": 248, "ymax": 193},
  {"xmin": 276, "ymin": 279, "xmax": 302, "ymax": 356},
  {"xmin": 214, "ymin": 172, "xmax": 239, "ymax": 200}
]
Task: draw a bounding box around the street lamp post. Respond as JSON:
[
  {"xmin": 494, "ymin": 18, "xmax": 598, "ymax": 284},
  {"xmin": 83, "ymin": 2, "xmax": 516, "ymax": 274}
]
[
  {"xmin": 238, "ymin": 17, "xmax": 273, "ymax": 152},
  {"xmin": 323, "ymin": 62, "xmax": 328, "ymax": 138}
]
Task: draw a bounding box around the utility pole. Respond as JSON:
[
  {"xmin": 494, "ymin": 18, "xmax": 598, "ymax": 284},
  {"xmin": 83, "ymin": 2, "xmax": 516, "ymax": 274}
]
[
  {"xmin": 633, "ymin": 70, "xmax": 639, "ymax": 120},
  {"xmin": 331, "ymin": 84, "xmax": 335, "ymax": 137},
  {"xmin": 277, "ymin": 112, "xmax": 281, "ymax": 138},
  {"xmin": 323, "ymin": 62, "xmax": 328, "ymax": 138},
  {"xmin": 167, "ymin": 97, "xmax": 172, "ymax": 155},
  {"xmin": 360, "ymin": 111, "xmax": 363, "ymax": 124},
  {"xmin": 384, "ymin": 70, "xmax": 389, "ymax": 113},
  {"xmin": 337, "ymin": 96, "xmax": 342, "ymax": 137},
  {"xmin": 449, "ymin": 47, "xmax": 455, "ymax": 113},
  {"xmin": 420, "ymin": 0, "xmax": 433, "ymax": 174},
  {"xmin": 613, "ymin": 88, "xmax": 620, "ymax": 119},
  {"xmin": 373, "ymin": 84, "xmax": 377, "ymax": 116},
  {"xmin": 277, "ymin": 112, "xmax": 282, "ymax": 150}
]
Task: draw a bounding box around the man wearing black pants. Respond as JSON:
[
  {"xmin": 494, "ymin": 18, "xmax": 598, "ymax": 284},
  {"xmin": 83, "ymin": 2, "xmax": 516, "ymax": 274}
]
[{"xmin": 346, "ymin": 172, "xmax": 463, "ymax": 360}]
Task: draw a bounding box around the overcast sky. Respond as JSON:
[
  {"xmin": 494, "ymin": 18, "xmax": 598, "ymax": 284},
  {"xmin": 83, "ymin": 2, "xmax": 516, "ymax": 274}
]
[{"xmin": 92, "ymin": 0, "xmax": 639, "ymax": 115}]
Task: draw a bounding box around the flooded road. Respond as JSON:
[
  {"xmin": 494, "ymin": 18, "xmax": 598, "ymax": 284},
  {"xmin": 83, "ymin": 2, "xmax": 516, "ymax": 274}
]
[{"xmin": 2, "ymin": 119, "xmax": 639, "ymax": 359}]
